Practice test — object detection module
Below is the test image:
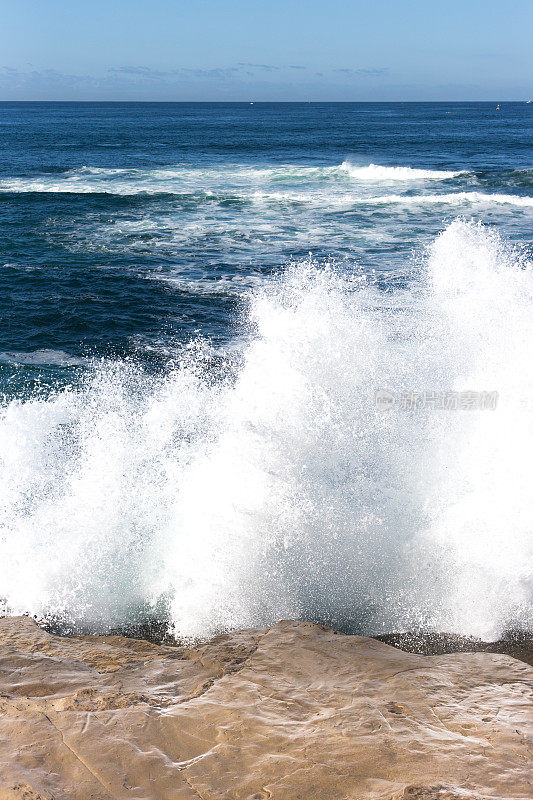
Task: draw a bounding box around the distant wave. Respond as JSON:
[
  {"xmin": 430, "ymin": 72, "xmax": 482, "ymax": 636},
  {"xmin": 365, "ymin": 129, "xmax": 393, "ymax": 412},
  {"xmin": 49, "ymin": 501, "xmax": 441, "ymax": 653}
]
[
  {"xmin": 340, "ymin": 162, "xmax": 465, "ymax": 181},
  {"xmin": 2, "ymin": 181, "xmax": 532, "ymax": 213},
  {"xmin": 1, "ymin": 165, "xmax": 532, "ymax": 215},
  {"xmin": 0, "ymin": 161, "xmax": 468, "ymax": 196}
]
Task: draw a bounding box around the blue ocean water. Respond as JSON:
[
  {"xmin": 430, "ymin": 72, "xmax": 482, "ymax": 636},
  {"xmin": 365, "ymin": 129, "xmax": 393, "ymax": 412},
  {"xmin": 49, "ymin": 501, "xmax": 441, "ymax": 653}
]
[
  {"xmin": 0, "ymin": 102, "xmax": 532, "ymax": 639},
  {"xmin": 1, "ymin": 102, "xmax": 532, "ymax": 370}
]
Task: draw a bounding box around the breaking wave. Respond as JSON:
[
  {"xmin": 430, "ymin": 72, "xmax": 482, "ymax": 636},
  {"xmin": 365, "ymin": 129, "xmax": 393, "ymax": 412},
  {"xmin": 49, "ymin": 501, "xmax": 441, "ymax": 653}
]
[
  {"xmin": 0, "ymin": 161, "xmax": 467, "ymax": 196},
  {"xmin": 2, "ymin": 163, "xmax": 532, "ymax": 220},
  {"xmin": 339, "ymin": 161, "xmax": 464, "ymax": 180},
  {"xmin": 0, "ymin": 220, "xmax": 532, "ymax": 641}
]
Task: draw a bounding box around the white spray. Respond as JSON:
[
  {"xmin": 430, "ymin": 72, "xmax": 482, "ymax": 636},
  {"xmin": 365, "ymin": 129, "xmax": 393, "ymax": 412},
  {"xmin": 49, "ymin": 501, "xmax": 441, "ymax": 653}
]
[{"xmin": 0, "ymin": 220, "xmax": 531, "ymax": 640}]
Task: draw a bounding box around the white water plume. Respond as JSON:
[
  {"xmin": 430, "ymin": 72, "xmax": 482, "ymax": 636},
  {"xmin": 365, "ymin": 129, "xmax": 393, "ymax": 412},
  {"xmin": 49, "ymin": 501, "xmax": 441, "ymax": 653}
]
[{"xmin": 0, "ymin": 220, "xmax": 531, "ymax": 640}]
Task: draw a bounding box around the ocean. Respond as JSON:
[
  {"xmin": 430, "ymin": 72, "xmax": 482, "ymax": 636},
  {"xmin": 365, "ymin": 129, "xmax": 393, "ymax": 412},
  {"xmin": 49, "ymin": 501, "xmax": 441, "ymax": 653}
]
[{"xmin": 0, "ymin": 101, "xmax": 532, "ymax": 640}]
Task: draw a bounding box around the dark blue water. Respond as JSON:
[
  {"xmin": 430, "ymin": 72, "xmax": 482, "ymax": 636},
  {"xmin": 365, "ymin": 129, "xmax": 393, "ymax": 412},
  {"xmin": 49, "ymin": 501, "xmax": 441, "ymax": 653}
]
[{"xmin": 1, "ymin": 102, "xmax": 531, "ymax": 381}]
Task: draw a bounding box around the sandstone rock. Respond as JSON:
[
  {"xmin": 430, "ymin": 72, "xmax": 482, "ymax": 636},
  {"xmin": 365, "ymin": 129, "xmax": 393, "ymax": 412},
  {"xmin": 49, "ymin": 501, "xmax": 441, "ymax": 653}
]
[{"xmin": 0, "ymin": 616, "xmax": 531, "ymax": 800}]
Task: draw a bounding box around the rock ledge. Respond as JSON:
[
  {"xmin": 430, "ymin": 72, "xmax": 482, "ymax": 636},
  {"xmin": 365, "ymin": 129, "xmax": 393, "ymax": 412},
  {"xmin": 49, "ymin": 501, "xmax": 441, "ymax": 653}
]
[{"xmin": 0, "ymin": 616, "xmax": 531, "ymax": 800}]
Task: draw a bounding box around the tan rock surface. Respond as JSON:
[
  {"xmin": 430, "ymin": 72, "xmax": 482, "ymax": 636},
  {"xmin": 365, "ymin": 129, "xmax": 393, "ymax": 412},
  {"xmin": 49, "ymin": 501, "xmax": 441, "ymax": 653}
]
[{"xmin": 0, "ymin": 616, "xmax": 531, "ymax": 800}]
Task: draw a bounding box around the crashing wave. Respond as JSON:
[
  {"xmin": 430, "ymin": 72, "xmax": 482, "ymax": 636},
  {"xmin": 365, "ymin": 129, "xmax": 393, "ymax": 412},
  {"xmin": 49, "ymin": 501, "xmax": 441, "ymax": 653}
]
[{"xmin": 0, "ymin": 220, "xmax": 532, "ymax": 640}]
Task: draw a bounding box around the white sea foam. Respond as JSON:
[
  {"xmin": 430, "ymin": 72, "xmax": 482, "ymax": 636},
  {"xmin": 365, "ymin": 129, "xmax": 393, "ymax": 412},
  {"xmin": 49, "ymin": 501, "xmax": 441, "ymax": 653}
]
[
  {"xmin": 7, "ymin": 176, "xmax": 533, "ymax": 214},
  {"xmin": 247, "ymin": 189, "xmax": 533, "ymax": 208},
  {"xmin": 0, "ymin": 161, "xmax": 466, "ymax": 196},
  {"xmin": 0, "ymin": 220, "xmax": 532, "ymax": 640},
  {"xmin": 157, "ymin": 273, "xmax": 267, "ymax": 296},
  {"xmin": 340, "ymin": 162, "xmax": 464, "ymax": 181},
  {"xmin": 0, "ymin": 350, "xmax": 89, "ymax": 367},
  {"xmin": 3, "ymin": 162, "xmax": 532, "ymax": 220},
  {"xmin": 364, "ymin": 191, "xmax": 533, "ymax": 207}
]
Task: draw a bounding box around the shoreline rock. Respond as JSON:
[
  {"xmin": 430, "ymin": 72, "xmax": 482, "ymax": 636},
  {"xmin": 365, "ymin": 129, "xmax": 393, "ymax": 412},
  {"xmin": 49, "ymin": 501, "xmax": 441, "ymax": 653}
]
[
  {"xmin": 375, "ymin": 629, "xmax": 533, "ymax": 666},
  {"xmin": 0, "ymin": 616, "xmax": 531, "ymax": 799},
  {"xmin": 40, "ymin": 615, "xmax": 533, "ymax": 667}
]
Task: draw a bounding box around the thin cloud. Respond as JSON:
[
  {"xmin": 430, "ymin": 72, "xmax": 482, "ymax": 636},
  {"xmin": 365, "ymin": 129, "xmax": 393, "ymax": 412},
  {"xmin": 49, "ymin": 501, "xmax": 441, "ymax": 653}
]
[
  {"xmin": 0, "ymin": 63, "xmax": 393, "ymax": 101},
  {"xmin": 109, "ymin": 66, "xmax": 161, "ymax": 75},
  {"xmin": 110, "ymin": 65, "xmax": 241, "ymax": 79},
  {"xmin": 0, "ymin": 66, "xmax": 94, "ymax": 85},
  {"xmin": 108, "ymin": 64, "xmax": 313, "ymax": 80},
  {"xmin": 237, "ymin": 63, "xmax": 280, "ymax": 71},
  {"xmin": 333, "ymin": 67, "xmax": 389, "ymax": 76}
]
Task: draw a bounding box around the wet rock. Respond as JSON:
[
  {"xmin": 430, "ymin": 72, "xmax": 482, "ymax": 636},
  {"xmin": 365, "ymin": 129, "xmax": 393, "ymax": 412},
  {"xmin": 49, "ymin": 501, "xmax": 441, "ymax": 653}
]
[{"xmin": 0, "ymin": 617, "xmax": 531, "ymax": 800}]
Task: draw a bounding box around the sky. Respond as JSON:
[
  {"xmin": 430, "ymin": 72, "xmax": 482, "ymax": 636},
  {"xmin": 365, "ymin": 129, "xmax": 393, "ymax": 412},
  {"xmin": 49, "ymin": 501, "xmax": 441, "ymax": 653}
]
[{"xmin": 0, "ymin": 0, "xmax": 532, "ymax": 101}]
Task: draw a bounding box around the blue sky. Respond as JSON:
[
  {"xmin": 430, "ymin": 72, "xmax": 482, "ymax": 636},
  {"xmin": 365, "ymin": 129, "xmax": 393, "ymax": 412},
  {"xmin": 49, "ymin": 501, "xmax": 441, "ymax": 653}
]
[{"xmin": 1, "ymin": 0, "xmax": 532, "ymax": 101}]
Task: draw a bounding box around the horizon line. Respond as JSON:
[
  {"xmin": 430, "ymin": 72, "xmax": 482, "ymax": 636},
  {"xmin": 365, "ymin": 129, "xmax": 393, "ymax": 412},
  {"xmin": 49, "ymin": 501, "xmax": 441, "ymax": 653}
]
[{"xmin": 0, "ymin": 99, "xmax": 528, "ymax": 104}]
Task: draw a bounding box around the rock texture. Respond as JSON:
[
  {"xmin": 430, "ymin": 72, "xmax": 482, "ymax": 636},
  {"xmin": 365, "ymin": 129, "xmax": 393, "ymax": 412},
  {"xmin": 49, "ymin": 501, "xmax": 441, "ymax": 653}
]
[{"xmin": 0, "ymin": 617, "xmax": 531, "ymax": 800}]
